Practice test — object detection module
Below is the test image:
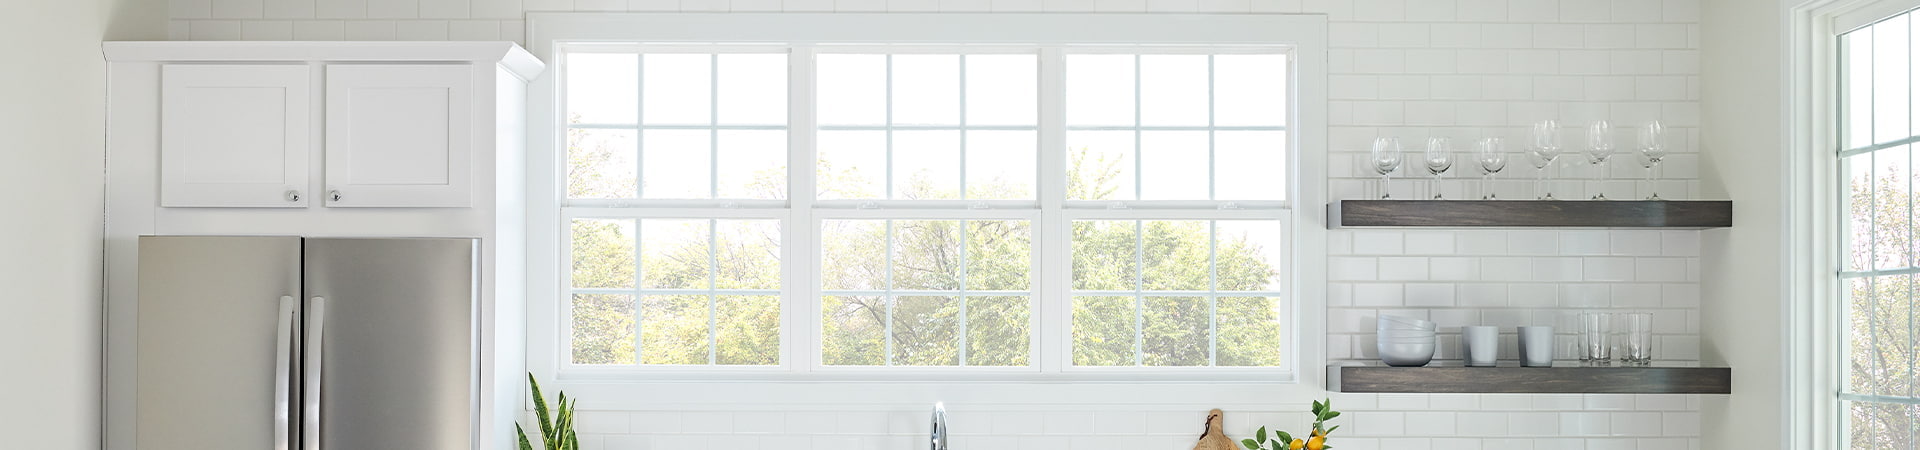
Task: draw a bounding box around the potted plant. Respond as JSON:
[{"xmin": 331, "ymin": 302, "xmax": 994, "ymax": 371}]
[
  {"xmin": 1242, "ymin": 399, "xmax": 1342, "ymax": 450},
  {"xmin": 517, "ymin": 373, "xmax": 580, "ymax": 450}
]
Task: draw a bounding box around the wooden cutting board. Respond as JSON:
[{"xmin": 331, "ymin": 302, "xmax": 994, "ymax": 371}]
[{"xmin": 1193, "ymin": 409, "xmax": 1236, "ymax": 450}]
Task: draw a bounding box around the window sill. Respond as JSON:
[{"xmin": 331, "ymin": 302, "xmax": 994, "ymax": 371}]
[{"xmin": 540, "ymin": 377, "xmax": 1325, "ymax": 412}]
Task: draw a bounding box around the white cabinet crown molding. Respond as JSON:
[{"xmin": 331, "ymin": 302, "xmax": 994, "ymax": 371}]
[{"xmin": 102, "ymin": 41, "xmax": 545, "ymax": 81}]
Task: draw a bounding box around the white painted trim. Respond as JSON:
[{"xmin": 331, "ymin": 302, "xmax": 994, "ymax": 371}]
[
  {"xmin": 1835, "ymin": 0, "xmax": 1920, "ymax": 31},
  {"xmin": 103, "ymin": 41, "xmax": 545, "ymax": 80},
  {"xmin": 1788, "ymin": 0, "xmax": 1903, "ymax": 448},
  {"xmin": 523, "ymin": 13, "xmax": 1329, "ymax": 406}
]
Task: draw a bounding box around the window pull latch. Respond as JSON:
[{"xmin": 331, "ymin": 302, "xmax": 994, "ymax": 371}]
[
  {"xmin": 858, "ymin": 201, "xmax": 881, "ymax": 210},
  {"xmin": 1219, "ymin": 202, "xmax": 1242, "ymax": 210},
  {"xmin": 969, "ymin": 201, "xmax": 989, "ymax": 210},
  {"xmin": 721, "ymin": 201, "xmax": 739, "ymax": 209},
  {"xmin": 1106, "ymin": 202, "xmax": 1129, "ymax": 210}
]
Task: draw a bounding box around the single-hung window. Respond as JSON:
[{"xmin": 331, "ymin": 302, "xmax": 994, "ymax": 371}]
[{"xmin": 543, "ymin": 14, "xmax": 1322, "ymax": 380}]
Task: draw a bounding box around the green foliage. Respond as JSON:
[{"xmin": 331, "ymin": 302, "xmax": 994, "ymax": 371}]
[
  {"xmin": 1846, "ymin": 160, "xmax": 1920, "ymax": 449},
  {"xmin": 567, "ymin": 116, "xmax": 1286, "ymax": 367},
  {"xmin": 517, "ymin": 373, "xmax": 579, "ymax": 450},
  {"xmin": 1244, "ymin": 399, "xmax": 1340, "ymax": 450}
]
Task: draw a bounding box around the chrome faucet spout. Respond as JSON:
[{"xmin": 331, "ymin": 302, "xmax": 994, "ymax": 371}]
[{"xmin": 931, "ymin": 402, "xmax": 948, "ymax": 450}]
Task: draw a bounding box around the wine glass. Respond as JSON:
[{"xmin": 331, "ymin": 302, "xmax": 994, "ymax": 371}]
[
  {"xmin": 1371, "ymin": 137, "xmax": 1405, "ymax": 199},
  {"xmin": 1585, "ymin": 120, "xmax": 1616, "ymax": 200},
  {"xmin": 1424, "ymin": 137, "xmax": 1454, "ymax": 200},
  {"xmin": 1639, "ymin": 120, "xmax": 1669, "ymax": 200},
  {"xmin": 1528, "ymin": 120, "xmax": 1561, "ymax": 200},
  {"xmin": 1477, "ymin": 137, "xmax": 1508, "ymax": 200}
]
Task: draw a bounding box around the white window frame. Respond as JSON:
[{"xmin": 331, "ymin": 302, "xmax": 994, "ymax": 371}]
[
  {"xmin": 1793, "ymin": 0, "xmax": 1920, "ymax": 448},
  {"xmin": 525, "ymin": 13, "xmax": 1327, "ymax": 408}
]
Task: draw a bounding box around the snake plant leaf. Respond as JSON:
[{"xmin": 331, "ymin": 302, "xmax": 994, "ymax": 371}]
[
  {"xmin": 516, "ymin": 424, "xmax": 535, "ymax": 450},
  {"xmin": 529, "ymin": 373, "xmax": 554, "ymax": 443}
]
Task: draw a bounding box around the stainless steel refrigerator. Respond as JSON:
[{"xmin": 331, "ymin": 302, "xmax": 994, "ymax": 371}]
[{"xmin": 136, "ymin": 236, "xmax": 479, "ymax": 450}]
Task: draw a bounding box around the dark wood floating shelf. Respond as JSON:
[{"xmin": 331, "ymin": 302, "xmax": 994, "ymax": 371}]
[
  {"xmin": 1328, "ymin": 365, "xmax": 1732, "ymax": 394},
  {"xmin": 1329, "ymin": 200, "xmax": 1733, "ymax": 229}
]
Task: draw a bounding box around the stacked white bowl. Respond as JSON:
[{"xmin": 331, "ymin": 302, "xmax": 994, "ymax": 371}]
[{"xmin": 1377, "ymin": 315, "xmax": 1437, "ymax": 367}]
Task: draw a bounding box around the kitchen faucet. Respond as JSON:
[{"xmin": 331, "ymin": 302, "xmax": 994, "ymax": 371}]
[{"xmin": 930, "ymin": 402, "xmax": 948, "ymax": 450}]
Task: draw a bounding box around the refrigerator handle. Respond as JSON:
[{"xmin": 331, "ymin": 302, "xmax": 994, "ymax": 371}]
[
  {"xmin": 274, "ymin": 296, "xmax": 295, "ymax": 450},
  {"xmin": 302, "ymin": 296, "xmax": 326, "ymax": 450}
]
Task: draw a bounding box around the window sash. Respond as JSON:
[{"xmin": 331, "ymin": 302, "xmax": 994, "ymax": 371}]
[
  {"xmin": 530, "ymin": 14, "xmax": 1329, "ymax": 385},
  {"xmin": 559, "ymin": 44, "xmax": 1297, "ymax": 374},
  {"xmin": 1837, "ymin": 15, "xmax": 1920, "ymax": 450}
]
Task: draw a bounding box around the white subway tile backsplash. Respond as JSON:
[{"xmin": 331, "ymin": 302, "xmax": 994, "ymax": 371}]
[
  {"xmin": 1405, "ymin": 412, "xmax": 1458, "ymax": 436},
  {"xmin": 239, "ymin": 20, "xmax": 293, "ymax": 39},
  {"xmin": 1531, "ymin": 257, "xmax": 1583, "ymax": 282},
  {"xmin": 1380, "ymin": 257, "xmax": 1432, "ymax": 280}
]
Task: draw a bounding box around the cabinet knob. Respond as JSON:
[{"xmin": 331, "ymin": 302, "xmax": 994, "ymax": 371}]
[
  {"xmin": 328, "ymin": 190, "xmax": 343, "ymax": 202},
  {"xmin": 285, "ymin": 190, "xmax": 302, "ymax": 202}
]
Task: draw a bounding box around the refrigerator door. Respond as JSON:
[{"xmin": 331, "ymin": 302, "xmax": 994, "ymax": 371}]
[
  {"xmin": 303, "ymin": 238, "xmax": 477, "ymax": 450},
  {"xmin": 137, "ymin": 236, "xmax": 303, "ymax": 450}
]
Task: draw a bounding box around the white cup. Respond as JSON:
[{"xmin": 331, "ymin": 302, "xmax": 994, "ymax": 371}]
[
  {"xmin": 1518, "ymin": 326, "xmax": 1555, "ymax": 367},
  {"xmin": 1461, "ymin": 326, "xmax": 1499, "ymax": 367}
]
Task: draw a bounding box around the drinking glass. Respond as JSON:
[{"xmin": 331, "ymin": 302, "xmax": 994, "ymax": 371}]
[
  {"xmin": 1579, "ymin": 312, "xmax": 1613, "ymax": 364},
  {"xmin": 1619, "ymin": 312, "xmax": 1654, "ymax": 365},
  {"xmin": 1639, "ymin": 120, "xmax": 1669, "ymax": 200},
  {"xmin": 1477, "ymin": 137, "xmax": 1508, "ymax": 200},
  {"xmin": 1424, "ymin": 137, "xmax": 1454, "ymax": 200},
  {"xmin": 1371, "ymin": 137, "xmax": 1404, "ymax": 199},
  {"xmin": 1585, "ymin": 120, "xmax": 1616, "ymax": 200},
  {"xmin": 1527, "ymin": 120, "xmax": 1561, "ymax": 200}
]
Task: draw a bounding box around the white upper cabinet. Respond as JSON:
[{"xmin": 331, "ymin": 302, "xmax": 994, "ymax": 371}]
[
  {"xmin": 160, "ymin": 65, "xmax": 311, "ymax": 207},
  {"xmin": 324, "ymin": 65, "xmax": 474, "ymax": 208}
]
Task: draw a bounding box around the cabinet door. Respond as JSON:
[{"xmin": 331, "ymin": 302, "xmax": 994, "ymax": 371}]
[
  {"xmin": 324, "ymin": 65, "xmax": 473, "ymax": 208},
  {"xmin": 161, "ymin": 65, "xmax": 311, "ymax": 207}
]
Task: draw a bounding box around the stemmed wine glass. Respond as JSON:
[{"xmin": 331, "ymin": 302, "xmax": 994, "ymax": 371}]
[
  {"xmin": 1477, "ymin": 137, "xmax": 1508, "ymax": 200},
  {"xmin": 1585, "ymin": 120, "xmax": 1617, "ymax": 200},
  {"xmin": 1424, "ymin": 137, "xmax": 1454, "ymax": 200},
  {"xmin": 1371, "ymin": 137, "xmax": 1404, "ymax": 199},
  {"xmin": 1527, "ymin": 120, "xmax": 1561, "ymax": 200},
  {"xmin": 1639, "ymin": 120, "xmax": 1669, "ymax": 200}
]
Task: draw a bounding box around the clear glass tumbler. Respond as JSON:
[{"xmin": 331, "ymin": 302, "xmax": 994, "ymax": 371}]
[
  {"xmin": 1619, "ymin": 312, "xmax": 1654, "ymax": 365},
  {"xmin": 1579, "ymin": 312, "xmax": 1612, "ymax": 364}
]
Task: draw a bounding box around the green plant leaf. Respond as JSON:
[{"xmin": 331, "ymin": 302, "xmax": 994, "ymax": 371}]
[
  {"xmin": 1325, "ymin": 425, "xmax": 1340, "ymax": 435},
  {"xmin": 1277, "ymin": 431, "xmax": 1293, "ymax": 444},
  {"xmin": 1243, "ymin": 438, "xmax": 1260, "ymax": 449},
  {"xmin": 553, "ymin": 397, "xmax": 575, "ymax": 450},
  {"xmin": 516, "ymin": 424, "xmax": 535, "ymax": 450},
  {"xmin": 529, "ymin": 373, "xmax": 554, "ymax": 444},
  {"xmin": 1256, "ymin": 426, "xmax": 1268, "ymax": 444}
]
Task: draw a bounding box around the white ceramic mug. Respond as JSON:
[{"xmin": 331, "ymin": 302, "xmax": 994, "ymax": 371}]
[
  {"xmin": 1461, "ymin": 326, "xmax": 1499, "ymax": 367},
  {"xmin": 1518, "ymin": 326, "xmax": 1555, "ymax": 367}
]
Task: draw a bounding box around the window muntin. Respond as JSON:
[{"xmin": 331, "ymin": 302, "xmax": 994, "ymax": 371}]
[
  {"xmin": 568, "ymin": 218, "xmax": 783, "ymax": 366},
  {"xmin": 820, "ymin": 219, "xmax": 1034, "ymax": 366},
  {"xmin": 561, "ymin": 44, "xmax": 1294, "ymax": 373},
  {"xmin": 566, "ymin": 51, "xmax": 790, "ymax": 201},
  {"xmin": 1838, "ymin": 8, "xmax": 1920, "ymax": 448},
  {"xmin": 1064, "ymin": 53, "xmax": 1289, "ymax": 202},
  {"xmin": 1069, "ymin": 219, "xmax": 1287, "ymax": 367},
  {"xmin": 816, "ymin": 52, "xmax": 1039, "ymax": 201}
]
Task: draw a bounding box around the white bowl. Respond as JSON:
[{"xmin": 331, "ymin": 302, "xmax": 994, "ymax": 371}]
[
  {"xmin": 1382, "ymin": 323, "xmax": 1443, "ymax": 330},
  {"xmin": 1378, "ymin": 342, "xmax": 1436, "ymax": 367},
  {"xmin": 1378, "ymin": 315, "xmax": 1435, "ymax": 329},
  {"xmin": 1377, "ymin": 329, "xmax": 1437, "ymax": 337}
]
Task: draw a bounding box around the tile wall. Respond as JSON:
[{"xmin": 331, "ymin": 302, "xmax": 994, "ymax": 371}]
[{"xmin": 168, "ymin": 0, "xmax": 1708, "ymax": 448}]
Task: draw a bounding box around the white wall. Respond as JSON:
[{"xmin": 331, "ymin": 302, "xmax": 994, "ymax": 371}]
[
  {"xmin": 0, "ymin": 0, "xmax": 162, "ymax": 448},
  {"xmin": 165, "ymin": 0, "xmax": 1735, "ymax": 449},
  {"xmin": 1698, "ymin": 0, "xmax": 1789, "ymax": 448}
]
